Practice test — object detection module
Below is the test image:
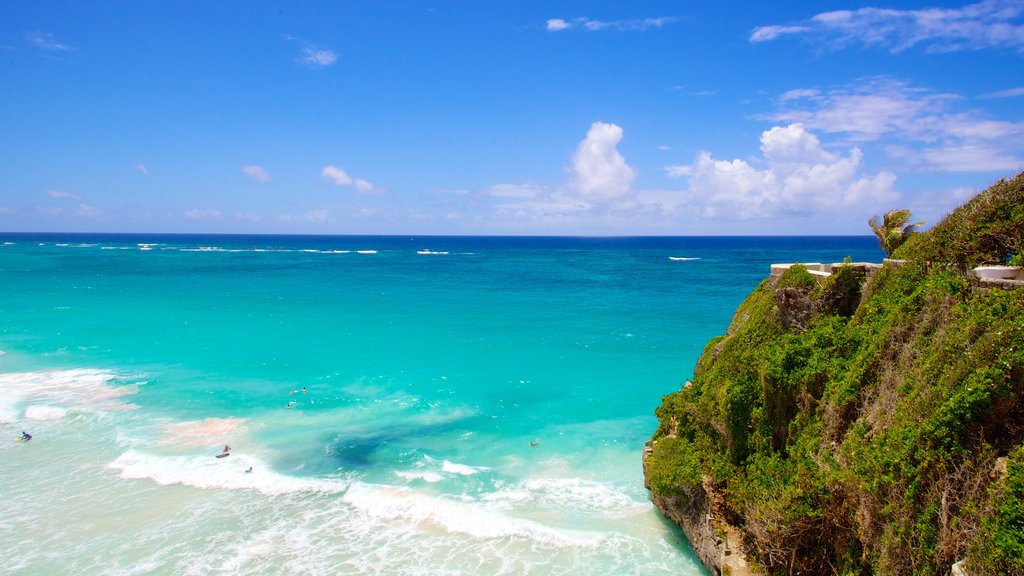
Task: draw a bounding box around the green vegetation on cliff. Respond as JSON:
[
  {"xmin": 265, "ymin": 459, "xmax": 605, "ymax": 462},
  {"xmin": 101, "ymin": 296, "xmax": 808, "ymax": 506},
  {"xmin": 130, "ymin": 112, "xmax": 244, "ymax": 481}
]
[{"xmin": 647, "ymin": 172, "xmax": 1024, "ymax": 575}]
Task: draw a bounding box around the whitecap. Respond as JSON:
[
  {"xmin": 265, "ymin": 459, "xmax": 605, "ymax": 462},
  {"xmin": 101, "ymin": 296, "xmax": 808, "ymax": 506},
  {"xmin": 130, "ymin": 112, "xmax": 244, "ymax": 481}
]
[
  {"xmin": 108, "ymin": 449, "xmax": 349, "ymax": 495},
  {"xmin": 442, "ymin": 460, "xmax": 490, "ymax": 475},
  {"xmin": 0, "ymin": 369, "xmax": 138, "ymax": 423},
  {"xmin": 395, "ymin": 470, "xmax": 444, "ymax": 483},
  {"xmin": 24, "ymin": 405, "xmax": 68, "ymax": 420},
  {"xmin": 341, "ymin": 482, "xmax": 603, "ymax": 547}
]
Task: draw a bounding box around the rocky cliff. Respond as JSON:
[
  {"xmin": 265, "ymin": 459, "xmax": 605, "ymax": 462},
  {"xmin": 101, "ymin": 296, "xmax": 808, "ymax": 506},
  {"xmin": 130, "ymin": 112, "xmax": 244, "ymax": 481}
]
[{"xmin": 644, "ymin": 172, "xmax": 1024, "ymax": 575}]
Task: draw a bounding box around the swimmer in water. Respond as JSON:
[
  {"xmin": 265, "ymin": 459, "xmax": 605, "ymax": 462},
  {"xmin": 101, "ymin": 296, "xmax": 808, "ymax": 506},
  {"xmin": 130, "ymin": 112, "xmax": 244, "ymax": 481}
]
[
  {"xmin": 19, "ymin": 431, "xmax": 32, "ymax": 441},
  {"xmin": 245, "ymin": 466, "xmax": 253, "ymax": 474}
]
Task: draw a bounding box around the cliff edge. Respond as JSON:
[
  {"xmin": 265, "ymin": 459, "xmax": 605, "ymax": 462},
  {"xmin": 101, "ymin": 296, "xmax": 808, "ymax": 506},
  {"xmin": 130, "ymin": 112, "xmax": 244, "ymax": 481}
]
[{"xmin": 644, "ymin": 172, "xmax": 1024, "ymax": 575}]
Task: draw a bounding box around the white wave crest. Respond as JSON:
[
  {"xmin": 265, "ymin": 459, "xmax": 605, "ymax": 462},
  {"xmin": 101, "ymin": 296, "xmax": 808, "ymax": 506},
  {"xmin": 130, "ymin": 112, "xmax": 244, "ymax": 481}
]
[
  {"xmin": 342, "ymin": 482, "xmax": 603, "ymax": 547},
  {"xmin": 24, "ymin": 405, "xmax": 68, "ymax": 420},
  {"xmin": 483, "ymin": 477, "xmax": 647, "ymax": 517},
  {"xmin": 395, "ymin": 470, "xmax": 444, "ymax": 483},
  {"xmin": 0, "ymin": 369, "xmax": 138, "ymax": 423},
  {"xmin": 668, "ymin": 257, "xmax": 700, "ymax": 261},
  {"xmin": 108, "ymin": 449, "xmax": 349, "ymax": 495},
  {"xmin": 442, "ymin": 460, "xmax": 490, "ymax": 475}
]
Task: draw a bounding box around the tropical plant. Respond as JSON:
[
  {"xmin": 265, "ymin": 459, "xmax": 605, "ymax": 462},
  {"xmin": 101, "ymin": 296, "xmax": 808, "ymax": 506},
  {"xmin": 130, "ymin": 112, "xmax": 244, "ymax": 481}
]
[{"xmin": 869, "ymin": 209, "xmax": 924, "ymax": 257}]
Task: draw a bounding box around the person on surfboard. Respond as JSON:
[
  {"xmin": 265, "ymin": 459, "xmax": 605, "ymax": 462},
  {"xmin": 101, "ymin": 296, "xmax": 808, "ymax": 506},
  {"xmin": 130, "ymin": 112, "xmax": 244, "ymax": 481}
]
[{"xmin": 19, "ymin": 431, "xmax": 31, "ymax": 441}]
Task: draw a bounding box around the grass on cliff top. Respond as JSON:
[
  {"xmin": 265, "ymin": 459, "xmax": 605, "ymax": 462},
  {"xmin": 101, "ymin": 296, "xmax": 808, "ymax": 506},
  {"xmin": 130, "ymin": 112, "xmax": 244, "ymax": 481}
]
[{"xmin": 896, "ymin": 170, "xmax": 1024, "ymax": 268}]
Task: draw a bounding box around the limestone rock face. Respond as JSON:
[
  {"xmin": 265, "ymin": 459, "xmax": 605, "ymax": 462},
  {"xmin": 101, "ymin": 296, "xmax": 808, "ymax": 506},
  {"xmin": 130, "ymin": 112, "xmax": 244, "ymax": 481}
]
[
  {"xmin": 643, "ymin": 441, "xmax": 723, "ymax": 574},
  {"xmin": 774, "ymin": 287, "xmax": 817, "ymax": 332}
]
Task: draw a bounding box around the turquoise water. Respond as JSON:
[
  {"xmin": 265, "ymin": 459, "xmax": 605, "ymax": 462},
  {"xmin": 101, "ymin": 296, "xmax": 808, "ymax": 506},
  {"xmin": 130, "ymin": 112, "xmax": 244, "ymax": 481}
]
[{"xmin": 0, "ymin": 235, "xmax": 882, "ymax": 575}]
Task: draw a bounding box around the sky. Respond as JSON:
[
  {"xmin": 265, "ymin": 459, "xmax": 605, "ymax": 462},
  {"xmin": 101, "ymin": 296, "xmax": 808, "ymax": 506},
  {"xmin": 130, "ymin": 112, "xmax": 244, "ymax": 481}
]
[{"xmin": 2, "ymin": 0, "xmax": 1023, "ymax": 236}]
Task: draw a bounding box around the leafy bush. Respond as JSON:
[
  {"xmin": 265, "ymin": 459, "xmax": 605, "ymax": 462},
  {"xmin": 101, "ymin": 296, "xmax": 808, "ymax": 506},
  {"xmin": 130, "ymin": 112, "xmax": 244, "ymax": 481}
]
[{"xmin": 646, "ymin": 171, "xmax": 1024, "ymax": 575}]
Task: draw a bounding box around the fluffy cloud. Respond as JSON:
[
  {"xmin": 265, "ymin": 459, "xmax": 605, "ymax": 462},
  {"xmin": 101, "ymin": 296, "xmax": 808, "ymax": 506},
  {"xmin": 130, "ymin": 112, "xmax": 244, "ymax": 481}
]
[
  {"xmin": 241, "ymin": 165, "xmax": 271, "ymax": 183},
  {"xmin": 751, "ymin": 0, "xmax": 1024, "ymax": 52},
  {"xmin": 321, "ymin": 165, "xmax": 353, "ymax": 186},
  {"xmin": 321, "ymin": 165, "xmax": 378, "ymax": 195},
  {"xmin": 571, "ymin": 122, "xmax": 637, "ymax": 201},
  {"xmin": 667, "ymin": 123, "xmax": 897, "ymax": 219},
  {"xmin": 473, "ymin": 121, "xmax": 896, "ymax": 230},
  {"xmin": 764, "ymin": 78, "xmax": 1024, "ymax": 171},
  {"xmin": 135, "ymin": 164, "xmax": 149, "ymax": 176},
  {"xmin": 546, "ymin": 19, "xmax": 571, "ymax": 32}
]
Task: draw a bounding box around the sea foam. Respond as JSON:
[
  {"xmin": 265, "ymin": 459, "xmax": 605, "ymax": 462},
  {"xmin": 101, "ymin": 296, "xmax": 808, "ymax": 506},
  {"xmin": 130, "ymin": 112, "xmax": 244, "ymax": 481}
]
[
  {"xmin": 341, "ymin": 482, "xmax": 603, "ymax": 547},
  {"xmin": 0, "ymin": 369, "xmax": 138, "ymax": 423},
  {"xmin": 108, "ymin": 449, "xmax": 349, "ymax": 495}
]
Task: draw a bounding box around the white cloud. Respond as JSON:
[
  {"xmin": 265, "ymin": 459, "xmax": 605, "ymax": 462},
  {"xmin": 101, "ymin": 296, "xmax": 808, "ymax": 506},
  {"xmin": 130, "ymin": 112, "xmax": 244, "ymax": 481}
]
[
  {"xmin": 454, "ymin": 121, "xmax": 903, "ymax": 231},
  {"xmin": 749, "ymin": 25, "xmax": 810, "ymax": 42},
  {"xmin": 764, "ymin": 77, "xmax": 1024, "ymax": 171},
  {"xmin": 25, "ymin": 31, "xmax": 70, "ymax": 51},
  {"xmin": 666, "ymin": 123, "xmax": 898, "ymax": 219},
  {"xmin": 135, "ymin": 164, "xmax": 149, "ymax": 176},
  {"xmin": 47, "ymin": 190, "xmax": 81, "ymax": 201},
  {"xmin": 980, "ymin": 86, "xmax": 1024, "ymax": 98},
  {"xmin": 321, "ymin": 165, "xmax": 378, "ymax": 195},
  {"xmin": 780, "ymin": 88, "xmax": 821, "ymax": 101},
  {"xmin": 353, "ymin": 179, "xmax": 375, "ymax": 194},
  {"xmin": 297, "ymin": 43, "xmax": 337, "ymax": 67},
  {"xmin": 0, "ymin": 206, "xmax": 15, "ymax": 214},
  {"xmin": 571, "ymin": 121, "xmax": 637, "ymax": 201},
  {"xmin": 321, "ymin": 165, "xmax": 353, "ymax": 186},
  {"xmin": 241, "ymin": 165, "xmax": 271, "ymax": 183},
  {"xmin": 544, "ymin": 16, "xmax": 677, "ymax": 32},
  {"xmin": 185, "ymin": 208, "xmax": 223, "ymax": 220},
  {"xmin": 547, "ymin": 19, "xmax": 571, "ymax": 31},
  {"xmin": 751, "ymin": 0, "xmax": 1024, "ymax": 52}
]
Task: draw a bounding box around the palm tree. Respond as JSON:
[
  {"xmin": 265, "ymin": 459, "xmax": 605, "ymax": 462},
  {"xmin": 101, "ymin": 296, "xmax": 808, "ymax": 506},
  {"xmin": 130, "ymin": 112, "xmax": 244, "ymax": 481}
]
[{"xmin": 869, "ymin": 209, "xmax": 924, "ymax": 258}]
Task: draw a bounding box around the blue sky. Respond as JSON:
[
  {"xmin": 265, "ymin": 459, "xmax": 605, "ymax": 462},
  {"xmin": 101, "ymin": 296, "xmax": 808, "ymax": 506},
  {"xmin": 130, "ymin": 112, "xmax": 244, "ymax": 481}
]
[{"xmin": 2, "ymin": 1, "xmax": 1022, "ymax": 235}]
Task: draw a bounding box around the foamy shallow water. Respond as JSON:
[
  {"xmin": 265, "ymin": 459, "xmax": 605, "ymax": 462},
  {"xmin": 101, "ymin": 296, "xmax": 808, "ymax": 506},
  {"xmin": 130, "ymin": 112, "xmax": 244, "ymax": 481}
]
[{"xmin": 1, "ymin": 369, "xmax": 703, "ymax": 575}]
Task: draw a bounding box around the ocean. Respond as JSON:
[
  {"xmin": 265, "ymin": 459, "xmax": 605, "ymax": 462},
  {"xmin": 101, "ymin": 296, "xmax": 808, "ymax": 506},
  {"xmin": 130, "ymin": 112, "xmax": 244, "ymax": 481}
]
[{"xmin": 0, "ymin": 234, "xmax": 882, "ymax": 575}]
